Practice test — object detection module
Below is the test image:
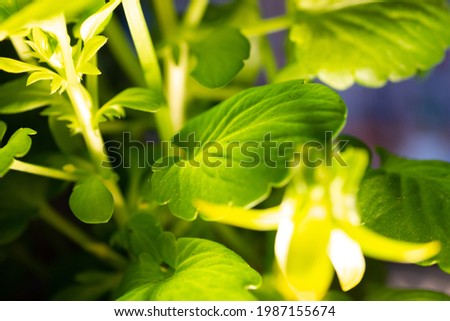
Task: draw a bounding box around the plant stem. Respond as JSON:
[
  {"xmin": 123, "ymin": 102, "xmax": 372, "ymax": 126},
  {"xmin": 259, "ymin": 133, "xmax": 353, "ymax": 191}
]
[
  {"xmin": 183, "ymin": 0, "xmax": 209, "ymax": 28},
  {"xmin": 51, "ymin": 15, "xmax": 128, "ymax": 226},
  {"xmin": 39, "ymin": 203, "xmax": 127, "ymax": 269},
  {"xmin": 122, "ymin": 0, "xmax": 162, "ymax": 91},
  {"xmin": 241, "ymin": 15, "xmax": 294, "ymax": 37},
  {"xmin": 104, "ymin": 16, "xmax": 146, "ymax": 87},
  {"xmin": 122, "ymin": 0, "xmax": 173, "ymax": 141},
  {"xmin": 165, "ymin": 43, "xmax": 189, "ymax": 132},
  {"xmin": 152, "ymin": 0, "xmax": 178, "ymax": 40},
  {"xmin": 10, "ymin": 159, "xmax": 78, "ymax": 181}
]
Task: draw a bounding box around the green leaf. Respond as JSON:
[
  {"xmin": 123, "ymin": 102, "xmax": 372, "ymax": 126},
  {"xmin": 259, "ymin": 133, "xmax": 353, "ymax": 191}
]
[
  {"xmin": 117, "ymin": 238, "xmax": 261, "ymax": 300},
  {"xmin": 366, "ymin": 287, "xmax": 450, "ymax": 301},
  {"xmin": 0, "ymin": 77, "xmax": 64, "ymax": 114},
  {"xmin": 190, "ymin": 28, "xmax": 250, "ymax": 88},
  {"xmin": 96, "ymin": 87, "xmax": 162, "ymax": 123},
  {"xmin": 0, "ymin": 121, "xmax": 36, "ymax": 177},
  {"xmin": 0, "ymin": 0, "xmax": 102, "ymax": 40},
  {"xmin": 42, "ymin": 101, "xmax": 81, "ymax": 134},
  {"xmin": 358, "ymin": 149, "xmax": 450, "ymax": 273},
  {"xmin": 79, "ymin": 0, "xmax": 120, "ymax": 42},
  {"xmin": 75, "ymin": 36, "xmax": 107, "ymax": 76},
  {"xmin": 69, "ymin": 176, "xmax": 114, "ymax": 224},
  {"xmin": 0, "ymin": 0, "xmax": 32, "ymax": 23},
  {"xmin": 151, "ymin": 80, "xmax": 347, "ymax": 220},
  {"xmin": 114, "ymin": 213, "xmax": 164, "ymax": 260},
  {"xmin": 0, "ymin": 57, "xmax": 45, "ymax": 73},
  {"xmin": 280, "ymin": 1, "xmax": 450, "ymax": 89}
]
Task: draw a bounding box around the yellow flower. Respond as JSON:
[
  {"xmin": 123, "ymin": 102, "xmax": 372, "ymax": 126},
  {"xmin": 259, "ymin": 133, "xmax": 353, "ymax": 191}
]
[{"xmin": 195, "ymin": 148, "xmax": 440, "ymax": 300}]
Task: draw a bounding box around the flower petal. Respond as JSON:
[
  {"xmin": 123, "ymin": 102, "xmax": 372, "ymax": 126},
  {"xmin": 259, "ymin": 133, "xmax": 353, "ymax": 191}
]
[
  {"xmin": 344, "ymin": 224, "xmax": 441, "ymax": 263},
  {"xmin": 275, "ymin": 205, "xmax": 334, "ymax": 300},
  {"xmin": 327, "ymin": 229, "xmax": 365, "ymax": 292},
  {"xmin": 195, "ymin": 200, "xmax": 283, "ymax": 231}
]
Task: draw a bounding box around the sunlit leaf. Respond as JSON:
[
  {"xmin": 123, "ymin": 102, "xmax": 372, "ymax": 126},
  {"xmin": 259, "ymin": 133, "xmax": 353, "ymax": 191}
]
[
  {"xmin": 152, "ymin": 80, "xmax": 347, "ymax": 220},
  {"xmin": 79, "ymin": 0, "xmax": 120, "ymax": 42},
  {"xmin": 96, "ymin": 87, "xmax": 163, "ymax": 123},
  {"xmin": 75, "ymin": 35, "xmax": 107, "ymax": 76},
  {"xmin": 358, "ymin": 149, "xmax": 450, "ymax": 273},
  {"xmin": 0, "ymin": 77, "xmax": 64, "ymax": 114},
  {"xmin": 117, "ymin": 238, "xmax": 261, "ymax": 300},
  {"xmin": 280, "ymin": 1, "xmax": 450, "ymax": 89}
]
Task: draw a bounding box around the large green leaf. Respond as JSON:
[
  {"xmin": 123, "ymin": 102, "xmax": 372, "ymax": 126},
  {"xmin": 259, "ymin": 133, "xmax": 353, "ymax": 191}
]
[
  {"xmin": 0, "ymin": 77, "xmax": 64, "ymax": 114},
  {"xmin": 69, "ymin": 176, "xmax": 114, "ymax": 224},
  {"xmin": 117, "ymin": 237, "xmax": 261, "ymax": 300},
  {"xmin": 358, "ymin": 149, "xmax": 450, "ymax": 273},
  {"xmin": 190, "ymin": 28, "xmax": 250, "ymax": 88},
  {"xmin": 279, "ymin": 1, "xmax": 450, "ymax": 89},
  {"xmin": 151, "ymin": 80, "xmax": 347, "ymax": 220}
]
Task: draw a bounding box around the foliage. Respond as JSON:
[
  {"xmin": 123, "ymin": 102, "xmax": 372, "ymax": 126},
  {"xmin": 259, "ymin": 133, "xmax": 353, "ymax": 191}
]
[{"xmin": 0, "ymin": 0, "xmax": 449, "ymax": 301}]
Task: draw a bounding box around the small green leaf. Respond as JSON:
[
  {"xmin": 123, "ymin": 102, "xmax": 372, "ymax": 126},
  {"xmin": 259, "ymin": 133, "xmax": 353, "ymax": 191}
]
[
  {"xmin": 117, "ymin": 238, "xmax": 261, "ymax": 300},
  {"xmin": 152, "ymin": 80, "xmax": 347, "ymax": 220},
  {"xmin": 69, "ymin": 176, "xmax": 114, "ymax": 224},
  {"xmin": 358, "ymin": 149, "xmax": 450, "ymax": 273},
  {"xmin": 0, "ymin": 121, "xmax": 36, "ymax": 177},
  {"xmin": 96, "ymin": 87, "xmax": 162, "ymax": 123},
  {"xmin": 79, "ymin": 0, "xmax": 120, "ymax": 42},
  {"xmin": 190, "ymin": 28, "xmax": 250, "ymax": 88},
  {"xmin": 75, "ymin": 36, "xmax": 107, "ymax": 76},
  {"xmin": 0, "ymin": 57, "xmax": 45, "ymax": 73},
  {"xmin": 280, "ymin": 1, "xmax": 450, "ymax": 89},
  {"xmin": 42, "ymin": 101, "xmax": 81, "ymax": 134}
]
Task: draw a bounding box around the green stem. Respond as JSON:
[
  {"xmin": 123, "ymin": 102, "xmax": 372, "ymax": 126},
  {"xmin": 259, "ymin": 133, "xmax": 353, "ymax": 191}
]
[
  {"xmin": 183, "ymin": 0, "xmax": 209, "ymax": 28},
  {"xmin": 165, "ymin": 43, "xmax": 189, "ymax": 132},
  {"xmin": 122, "ymin": 0, "xmax": 162, "ymax": 91},
  {"xmin": 104, "ymin": 16, "xmax": 146, "ymax": 87},
  {"xmin": 10, "ymin": 159, "xmax": 78, "ymax": 181},
  {"xmin": 51, "ymin": 15, "xmax": 128, "ymax": 226},
  {"xmin": 122, "ymin": 0, "xmax": 173, "ymax": 141},
  {"xmin": 39, "ymin": 203, "xmax": 127, "ymax": 269},
  {"xmin": 241, "ymin": 15, "xmax": 294, "ymax": 37},
  {"xmin": 152, "ymin": 0, "xmax": 178, "ymax": 40}
]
